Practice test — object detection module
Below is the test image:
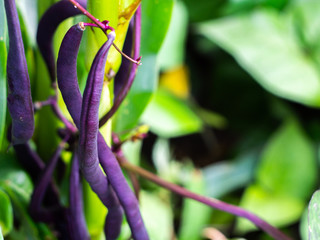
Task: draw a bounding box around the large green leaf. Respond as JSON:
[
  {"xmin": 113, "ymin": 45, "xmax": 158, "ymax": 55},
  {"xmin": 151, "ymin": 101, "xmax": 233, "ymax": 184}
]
[
  {"xmin": 141, "ymin": 89, "xmax": 202, "ymax": 138},
  {"xmin": 114, "ymin": 0, "xmax": 174, "ymax": 133},
  {"xmin": 198, "ymin": 9, "xmax": 320, "ymax": 107},
  {"xmin": 0, "ymin": 0, "xmax": 7, "ymax": 152},
  {"xmin": 308, "ymin": 190, "xmax": 320, "ymax": 240},
  {"xmin": 256, "ymin": 119, "xmax": 316, "ymax": 200},
  {"xmin": 0, "ymin": 189, "xmax": 13, "ymax": 236},
  {"xmin": 237, "ymin": 119, "xmax": 317, "ymax": 233}
]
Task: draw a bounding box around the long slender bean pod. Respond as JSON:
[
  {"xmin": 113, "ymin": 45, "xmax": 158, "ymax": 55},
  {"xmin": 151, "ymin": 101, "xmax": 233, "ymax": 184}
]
[
  {"xmin": 57, "ymin": 23, "xmax": 147, "ymax": 239},
  {"xmin": 104, "ymin": 185, "xmax": 124, "ymax": 239},
  {"xmin": 5, "ymin": 0, "xmax": 34, "ymax": 145},
  {"xmin": 57, "ymin": 24, "xmax": 84, "ymax": 125},
  {"xmin": 79, "ymin": 30, "xmax": 148, "ymax": 239},
  {"xmin": 37, "ymin": 0, "xmax": 87, "ymax": 84},
  {"xmin": 13, "ymin": 142, "xmax": 60, "ymax": 203},
  {"xmin": 99, "ymin": 6, "xmax": 141, "ymax": 127},
  {"xmin": 29, "ymin": 137, "xmax": 68, "ymax": 222},
  {"xmin": 98, "ymin": 137, "xmax": 149, "ymax": 240},
  {"xmin": 78, "ymin": 30, "xmax": 115, "ymax": 209},
  {"xmin": 68, "ymin": 153, "xmax": 89, "ymax": 240},
  {"xmin": 57, "ymin": 23, "xmax": 124, "ymax": 239}
]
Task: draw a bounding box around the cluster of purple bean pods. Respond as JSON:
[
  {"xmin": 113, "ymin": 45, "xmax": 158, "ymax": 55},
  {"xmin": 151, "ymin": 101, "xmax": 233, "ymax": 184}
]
[
  {"xmin": 4, "ymin": 0, "xmax": 148, "ymax": 239},
  {"xmin": 4, "ymin": 0, "xmax": 295, "ymax": 239}
]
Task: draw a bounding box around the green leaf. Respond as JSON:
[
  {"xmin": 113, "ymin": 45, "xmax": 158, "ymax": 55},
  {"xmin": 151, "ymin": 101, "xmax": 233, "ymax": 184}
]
[
  {"xmin": 141, "ymin": 89, "xmax": 202, "ymax": 138},
  {"xmin": 158, "ymin": 0, "xmax": 188, "ymax": 70},
  {"xmin": 114, "ymin": 0, "xmax": 174, "ymax": 133},
  {"xmin": 140, "ymin": 191, "xmax": 173, "ymax": 240},
  {"xmin": 140, "ymin": 0, "xmax": 174, "ymax": 54},
  {"xmin": 0, "ymin": 154, "xmax": 41, "ymax": 239},
  {"xmin": 0, "ymin": 189, "xmax": 13, "ymax": 236},
  {"xmin": 0, "ymin": 153, "xmax": 33, "ymax": 202},
  {"xmin": 198, "ymin": 9, "xmax": 320, "ymax": 107},
  {"xmin": 256, "ymin": 119, "xmax": 317, "ymax": 200},
  {"xmin": 114, "ymin": 55, "xmax": 158, "ymax": 133},
  {"xmin": 179, "ymin": 171, "xmax": 212, "ymax": 240},
  {"xmin": 237, "ymin": 184, "xmax": 305, "ymax": 233},
  {"xmin": 16, "ymin": 0, "xmax": 38, "ymax": 46},
  {"xmin": 308, "ymin": 190, "xmax": 320, "ymax": 240}
]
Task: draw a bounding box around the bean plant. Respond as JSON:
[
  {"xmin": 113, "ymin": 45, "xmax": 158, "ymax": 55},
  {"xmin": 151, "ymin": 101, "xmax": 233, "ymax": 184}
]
[{"xmin": 0, "ymin": 0, "xmax": 317, "ymax": 239}]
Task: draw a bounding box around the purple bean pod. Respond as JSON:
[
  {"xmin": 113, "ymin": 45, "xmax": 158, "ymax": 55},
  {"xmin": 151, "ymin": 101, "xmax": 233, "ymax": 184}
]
[
  {"xmin": 78, "ymin": 29, "xmax": 148, "ymax": 239},
  {"xmin": 104, "ymin": 184, "xmax": 124, "ymax": 239},
  {"xmin": 57, "ymin": 23, "xmax": 124, "ymax": 238},
  {"xmin": 13, "ymin": 142, "xmax": 61, "ymax": 206},
  {"xmin": 57, "ymin": 23, "xmax": 148, "ymax": 239},
  {"xmin": 98, "ymin": 136, "xmax": 149, "ymax": 240},
  {"xmin": 78, "ymin": 29, "xmax": 115, "ymax": 207},
  {"xmin": 29, "ymin": 137, "xmax": 68, "ymax": 222},
  {"xmin": 5, "ymin": 0, "xmax": 34, "ymax": 145},
  {"xmin": 99, "ymin": 6, "xmax": 141, "ymax": 127},
  {"xmin": 68, "ymin": 152, "xmax": 89, "ymax": 240},
  {"xmin": 37, "ymin": 0, "xmax": 87, "ymax": 84}
]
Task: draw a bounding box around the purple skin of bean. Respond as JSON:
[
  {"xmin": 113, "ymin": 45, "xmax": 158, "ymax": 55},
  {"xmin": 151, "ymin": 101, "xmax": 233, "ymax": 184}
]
[
  {"xmin": 37, "ymin": 0, "xmax": 87, "ymax": 84},
  {"xmin": 68, "ymin": 153, "xmax": 89, "ymax": 240},
  {"xmin": 79, "ymin": 31, "xmax": 148, "ymax": 239},
  {"xmin": 99, "ymin": 6, "xmax": 141, "ymax": 127},
  {"xmin": 78, "ymin": 30, "xmax": 116, "ymax": 206},
  {"xmin": 29, "ymin": 139, "xmax": 66, "ymax": 222},
  {"xmin": 57, "ymin": 24, "xmax": 112, "ymax": 205},
  {"xmin": 57, "ymin": 24, "xmax": 124, "ymax": 239},
  {"xmin": 57, "ymin": 23, "xmax": 148, "ymax": 239},
  {"xmin": 5, "ymin": 0, "xmax": 34, "ymax": 145}
]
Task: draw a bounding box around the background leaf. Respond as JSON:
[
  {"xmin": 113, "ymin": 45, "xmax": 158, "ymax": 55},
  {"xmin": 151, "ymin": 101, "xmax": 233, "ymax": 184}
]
[
  {"xmin": 141, "ymin": 89, "xmax": 202, "ymax": 138},
  {"xmin": 256, "ymin": 119, "xmax": 317, "ymax": 200},
  {"xmin": 308, "ymin": 190, "xmax": 320, "ymax": 240},
  {"xmin": 198, "ymin": 9, "xmax": 320, "ymax": 107},
  {"xmin": 114, "ymin": 0, "xmax": 174, "ymax": 133},
  {"xmin": 237, "ymin": 119, "xmax": 317, "ymax": 232}
]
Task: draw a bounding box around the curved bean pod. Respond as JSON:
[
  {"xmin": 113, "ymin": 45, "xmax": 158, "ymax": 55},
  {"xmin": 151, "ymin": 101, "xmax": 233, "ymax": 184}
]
[
  {"xmin": 99, "ymin": 6, "xmax": 141, "ymax": 127},
  {"xmin": 98, "ymin": 137, "xmax": 149, "ymax": 240},
  {"xmin": 29, "ymin": 138, "xmax": 68, "ymax": 222},
  {"xmin": 5, "ymin": 0, "xmax": 34, "ymax": 145},
  {"xmin": 68, "ymin": 153, "xmax": 89, "ymax": 240},
  {"xmin": 57, "ymin": 24, "xmax": 123, "ymax": 239},
  {"xmin": 57, "ymin": 24, "xmax": 84, "ymax": 125},
  {"xmin": 57, "ymin": 23, "xmax": 148, "ymax": 239},
  {"xmin": 78, "ymin": 30, "xmax": 115, "ymax": 203},
  {"xmin": 37, "ymin": 0, "xmax": 87, "ymax": 84},
  {"xmin": 13, "ymin": 143, "xmax": 60, "ymax": 205}
]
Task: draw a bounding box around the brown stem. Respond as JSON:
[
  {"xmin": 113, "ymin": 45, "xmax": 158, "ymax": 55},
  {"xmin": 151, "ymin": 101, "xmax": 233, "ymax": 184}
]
[{"xmin": 116, "ymin": 154, "xmax": 292, "ymax": 240}]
